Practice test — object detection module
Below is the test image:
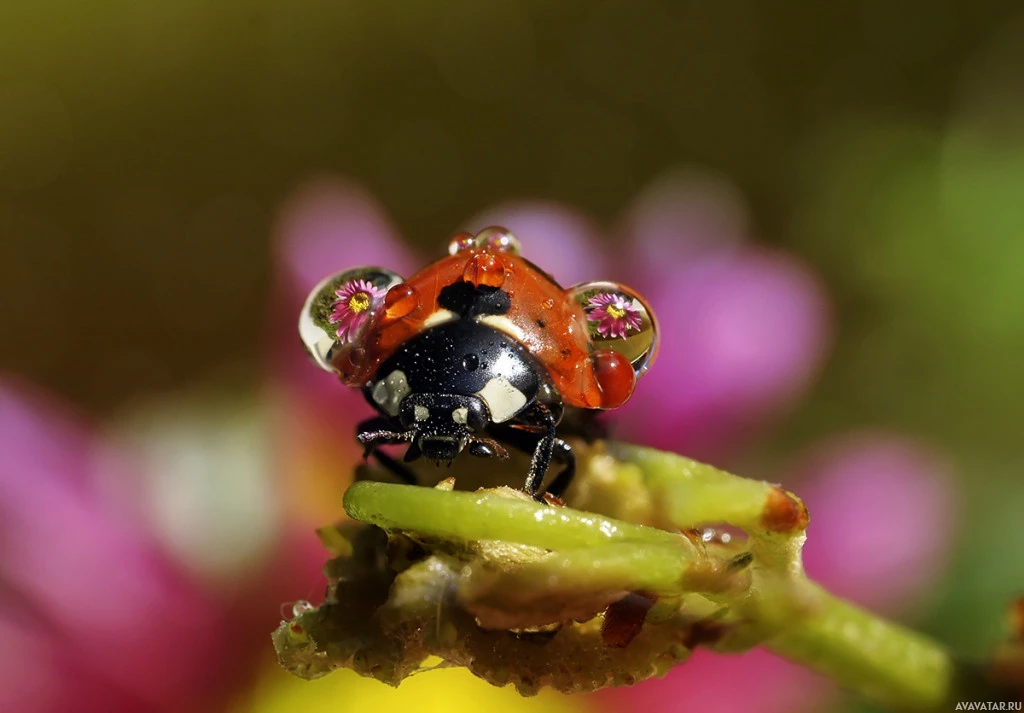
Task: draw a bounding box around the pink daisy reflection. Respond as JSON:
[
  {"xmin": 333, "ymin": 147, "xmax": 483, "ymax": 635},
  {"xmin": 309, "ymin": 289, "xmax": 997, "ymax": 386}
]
[
  {"xmin": 271, "ymin": 172, "xmax": 959, "ymax": 713},
  {"xmin": 329, "ymin": 278, "xmax": 385, "ymax": 342},
  {"xmin": 585, "ymin": 292, "xmax": 643, "ymax": 339}
]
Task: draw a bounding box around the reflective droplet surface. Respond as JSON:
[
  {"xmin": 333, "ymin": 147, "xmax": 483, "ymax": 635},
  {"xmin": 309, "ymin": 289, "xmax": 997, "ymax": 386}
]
[
  {"xmin": 567, "ymin": 281, "xmax": 659, "ymax": 377},
  {"xmin": 299, "ymin": 266, "xmax": 404, "ymax": 373},
  {"xmin": 448, "ymin": 232, "xmax": 476, "ymax": 255},
  {"xmin": 463, "ymin": 252, "xmax": 506, "ymax": 287},
  {"xmin": 383, "ymin": 282, "xmax": 419, "ymax": 321},
  {"xmin": 475, "ymin": 226, "xmax": 521, "ymax": 254}
]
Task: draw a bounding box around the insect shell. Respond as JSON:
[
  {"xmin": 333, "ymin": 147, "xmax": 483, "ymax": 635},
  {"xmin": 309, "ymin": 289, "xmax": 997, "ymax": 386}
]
[{"xmin": 299, "ymin": 227, "xmax": 658, "ymax": 499}]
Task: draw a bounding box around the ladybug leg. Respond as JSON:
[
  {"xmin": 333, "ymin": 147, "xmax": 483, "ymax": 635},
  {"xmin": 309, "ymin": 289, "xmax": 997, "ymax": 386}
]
[
  {"xmin": 521, "ymin": 433, "xmax": 576, "ymax": 501},
  {"xmin": 355, "ymin": 417, "xmax": 418, "ymax": 485},
  {"xmin": 515, "ymin": 404, "xmax": 557, "ymax": 498},
  {"xmin": 493, "ymin": 405, "xmax": 576, "ymax": 500},
  {"xmin": 543, "ymin": 439, "xmax": 576, "ymax": 498},
  {"xmin": 486, "ymin": 424, "xmax": 548, "ymax": 496},
  {"xmin": 524, "ymin": 434, "xmax": 555, "ymax": 499}
]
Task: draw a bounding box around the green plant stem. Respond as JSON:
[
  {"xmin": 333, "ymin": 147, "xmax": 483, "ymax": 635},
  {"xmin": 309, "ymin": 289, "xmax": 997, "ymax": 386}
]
[
  {"xmin": 344, "ymin": 481, "xmax": 687, "ymax": 549},
  {"xmin": 766, "ymin": 583, "xmax": 953, "ymax": 710},
  {"xmin": 343, "ymin": 477, "xmax": 961, "ymax": 710},
  {"xmin": 614, "ymin": 445, "xmax": 958, "ymax": 707}
]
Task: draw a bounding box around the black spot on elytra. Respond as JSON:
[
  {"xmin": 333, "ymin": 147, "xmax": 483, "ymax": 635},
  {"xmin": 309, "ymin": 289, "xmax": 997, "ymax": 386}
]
[{"xmin": 438, "ymin": 282, "xmax": 511, "ymax": 318}]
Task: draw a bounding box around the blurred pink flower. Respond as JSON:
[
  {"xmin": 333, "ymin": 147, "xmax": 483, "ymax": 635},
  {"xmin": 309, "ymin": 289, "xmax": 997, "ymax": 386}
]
[
  {"xmin": 271, "ymin": 173, "xmax": 958, "ymax": 712},
  {"xmin": 798, "ymin": 434, "xmax": 957, "ymax": 614},
  {"xmin": 616, "ymin": 250, "xmax": 829, "ymax": 459},
  {"xmin": 0, "ymin": 378, "xmax": 233, "ymax": 713},
  {"xmin": 0, "ymin": 376, "xmax": 326, "ymax": 713}
]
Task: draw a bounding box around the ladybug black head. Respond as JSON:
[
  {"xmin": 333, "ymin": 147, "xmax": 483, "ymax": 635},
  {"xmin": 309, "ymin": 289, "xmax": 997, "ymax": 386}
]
[{"xmin": 397, "ymin": 393, "xmax": 489, "ymax": 462}]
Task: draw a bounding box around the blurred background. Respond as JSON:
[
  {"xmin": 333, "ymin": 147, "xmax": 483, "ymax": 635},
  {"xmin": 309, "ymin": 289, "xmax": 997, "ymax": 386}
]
[{"xmin": 2, "ymin": 1, "xmax": 1023, "ymax": 712}]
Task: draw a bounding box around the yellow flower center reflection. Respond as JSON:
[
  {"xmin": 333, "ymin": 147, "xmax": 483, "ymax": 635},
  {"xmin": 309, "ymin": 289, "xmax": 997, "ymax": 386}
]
[
  {"xmin": 348, "ymin": 291, "xmax": 372, "ymax": 313},
  {"xmin": 605, "ymin": 304, "xmax": 626, "ymax": 320}
]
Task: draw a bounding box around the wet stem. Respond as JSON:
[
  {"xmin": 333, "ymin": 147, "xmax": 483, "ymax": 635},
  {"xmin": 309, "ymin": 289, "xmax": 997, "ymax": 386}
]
[{"xmin": 337, "ymin": 443, "xmax": 965, "ymax": 711}]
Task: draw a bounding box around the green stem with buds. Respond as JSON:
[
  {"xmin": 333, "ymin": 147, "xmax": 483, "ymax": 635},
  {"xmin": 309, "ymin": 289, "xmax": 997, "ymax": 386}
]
[{"xmin": 274, "ymin": 443, "xmax": 988, "ymax": 710}]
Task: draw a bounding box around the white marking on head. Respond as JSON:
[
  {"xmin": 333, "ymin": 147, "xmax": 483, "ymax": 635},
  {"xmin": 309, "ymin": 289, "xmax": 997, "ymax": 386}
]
[
  {"xmin": 422, "ymin": 308, "xmax": 457, "ymax": 330},
  {"xmin": 371, "ymin": 370, "xmax": 410, "ymax": 416},
  {"xmin": 476, "ymin": 377, "xmax": 527, "ymax": 423},
  {"xmin": 414, "ymin": 405, "xmax": 430, "ymax": 422},
  {"xmin": 451, "ymin": 407, "xmax": 469, "ymax": 424}
]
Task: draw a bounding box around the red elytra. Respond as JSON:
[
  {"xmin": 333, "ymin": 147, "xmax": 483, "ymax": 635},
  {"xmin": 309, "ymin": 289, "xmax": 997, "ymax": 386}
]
[{"xmin": 327, "ymin": 247, "xmax": 639, "ymax": 410}]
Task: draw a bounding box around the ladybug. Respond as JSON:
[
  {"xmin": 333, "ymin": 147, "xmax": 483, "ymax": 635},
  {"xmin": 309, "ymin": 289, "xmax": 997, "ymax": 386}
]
[{"xmin": 299, "ymin": 227, "xmax": 658, "ymax": 499}]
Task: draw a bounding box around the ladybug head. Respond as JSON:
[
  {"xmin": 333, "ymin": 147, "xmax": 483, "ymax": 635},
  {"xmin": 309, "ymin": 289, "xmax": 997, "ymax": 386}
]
[{"xmin": 396, "ymin": 393, "xmax": 498, "ymax": 463}]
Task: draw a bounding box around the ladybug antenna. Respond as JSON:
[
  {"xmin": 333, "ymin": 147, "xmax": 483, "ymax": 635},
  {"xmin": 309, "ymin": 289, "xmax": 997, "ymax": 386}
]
[{"xmin": 357, "ymin": 428, "xmax": 416, "ymax": 456}]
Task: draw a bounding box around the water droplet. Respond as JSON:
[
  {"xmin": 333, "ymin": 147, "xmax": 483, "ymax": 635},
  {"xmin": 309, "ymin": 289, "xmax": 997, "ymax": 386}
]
[
  {"xmin": 384, "ymin": 282, "xmax": 418, "ymax": 320},
  {"xmin": 474, "ymin": 226, "xmax": 521, "ymax": 254},
  {"xmin": 448, "ymin": 232, "xmax": 476, "ymax": 254},
  {"xmin": 462, "ymin": 252, "xmax": 506, "ymax": 287},
  {"xmin": 299, "ymin": 266, "xmax": 403, "ymax": 377},
  {"xmin": 567, "ymin": 280, "xmax": 658, "ymax": 377},
  {"xmin": 590, "ymin": 349, "xmax": 635, "ymax": 409}
]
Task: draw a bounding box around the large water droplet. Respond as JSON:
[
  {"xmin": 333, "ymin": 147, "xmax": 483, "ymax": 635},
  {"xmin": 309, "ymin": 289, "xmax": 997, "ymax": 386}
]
[
  {"xmin": 299, "ymin": 266, "xmax": 404, "ymax": 373},
  {"xmin": 567, "ymin": 280, "xmax": 659, "ymax": 377}
]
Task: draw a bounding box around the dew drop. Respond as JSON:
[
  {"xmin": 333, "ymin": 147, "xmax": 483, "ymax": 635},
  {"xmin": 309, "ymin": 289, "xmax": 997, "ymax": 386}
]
[
  {"xmin": 567, "ymin": 280, "xmax": 659, "ymax": 377},
  {"xmin": 384, "ymin": 282, "xmax": 418, "ymax": 320},
  {"xmin": 590, "ymin": 349, "xmax": 635, "ymax": 409},
  {"xmin": 474, "ymin": 226, "xmax": 521, "ymax": 254},
  {"xmin": 462, "ymin": 252, "xmax": 506, "ymax": 287},
  {"xmin": 448, "ymin": 232, "xmax": 476, "ymax": 254},
  {"xmin": 299, "ymin": 266, "xmax": 403, "ymax": 377}
]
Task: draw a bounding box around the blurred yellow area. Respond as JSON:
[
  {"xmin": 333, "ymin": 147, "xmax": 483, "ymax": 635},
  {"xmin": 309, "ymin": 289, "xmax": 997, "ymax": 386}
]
[{"xmin": 237, "ymin": 659, "xmax": 584, "ymax": 713}]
